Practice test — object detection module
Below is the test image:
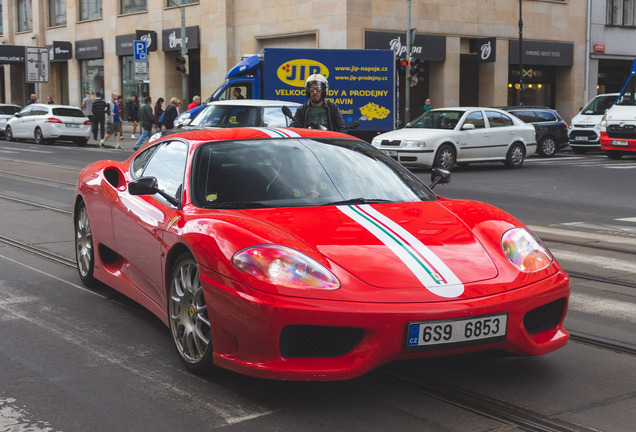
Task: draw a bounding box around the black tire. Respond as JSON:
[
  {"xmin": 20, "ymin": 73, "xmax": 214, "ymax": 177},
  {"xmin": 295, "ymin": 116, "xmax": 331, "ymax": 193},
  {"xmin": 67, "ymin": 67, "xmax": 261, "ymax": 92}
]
[
  {"xmin": 5, "ymin": 126, "xmax": 14, "ymax": 141},
  {"xmin": 75, "ymin": 201, "xmax": 97, "ymax": 287},
  {"xmin": 571, "ymin": 147, "xmax": 587, "ymax": 155},
  {"xmin": 433, "ymin": 144, "xmax": 456, "ymax": 170},
  {"xmin": 168, "ymin": 252, "xmax": 214, "ymax": 374},
  {"xmin": 606, "ymin": 150, "xmax": 623, "ymax": 160},
  {"xmin": 537, "ymin": 136, "xmax": 557, "ymax": 157},
  {"xmin": 504, "ymin": 142, "xmax": 525, "ymax": 169},
  {"xmin": 34, "ymin": 127, "xmax": 45, "ymax": 145}
]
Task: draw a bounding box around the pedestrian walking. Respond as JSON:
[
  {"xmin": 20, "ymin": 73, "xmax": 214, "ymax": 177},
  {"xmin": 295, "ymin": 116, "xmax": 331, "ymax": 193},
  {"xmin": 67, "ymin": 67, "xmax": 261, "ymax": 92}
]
[
  {"xmin": 133, "ymin": 96, "xmax": 155, "ymax": 151},
  {"xmin": 101, "ymin": 92, "xmax": 122, "ymax": 149},
  {"xmin": 154, "ymin": 97, "xmax": 164, "ymax": 132},
  {"xmin": 162, "ymin": 97, "xmax": 181, "ymax": 130},
  {"xmin": 126, "ymin": 95, "xmax": 140, "ymax": 138},
  {"xmin": 82, "ymin": 92, "xmax": 94, "ymax": 126},
  {"xmin": 91, "ymin": 92, "xmax": 107, "ymax": 141}
]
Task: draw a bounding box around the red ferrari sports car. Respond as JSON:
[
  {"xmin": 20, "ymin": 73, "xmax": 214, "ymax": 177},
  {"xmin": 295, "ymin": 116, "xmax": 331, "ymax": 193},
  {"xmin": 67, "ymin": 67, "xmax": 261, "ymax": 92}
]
[{"xmin": 74, "ymin": 127, "xmax": 569, "ymax": 381}]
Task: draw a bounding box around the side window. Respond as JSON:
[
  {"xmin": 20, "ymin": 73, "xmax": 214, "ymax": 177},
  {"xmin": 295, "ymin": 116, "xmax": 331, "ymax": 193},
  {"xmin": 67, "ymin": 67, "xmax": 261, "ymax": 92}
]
[
  {"xmin": 486, "ymin": 111, "xmax": 514, "ymax": 128},
  {"xmin": 510, "ymin": 110, "xmax": 535, "ymax": 123},
  {"xmin": 263, "ymin": 107, "xmax": 287, "ymax": 127},
  {"xmin": 536, "ymin": 111, "xmax": 556, "ymax": 122},
  {"xmin": 140, "ymin": 141, "xmax": 188, "ymax": 200},
  {"xmin": 217, "ymin": 84, "xmax": 251, "ymax": 101},
  {"xmin": 131, "ymin": 144, "xmax": 160, "ymax": 178},
  {"xmin": 463, "ymin": 111, "xmax": 485, "ymax": 128}
]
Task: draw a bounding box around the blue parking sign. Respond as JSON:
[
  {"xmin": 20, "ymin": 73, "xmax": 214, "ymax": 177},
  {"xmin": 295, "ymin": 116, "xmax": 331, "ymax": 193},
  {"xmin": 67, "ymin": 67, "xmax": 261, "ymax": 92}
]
[{"xmin": 133, "ymin": 40, "xmax": 147, "ymax": 62}]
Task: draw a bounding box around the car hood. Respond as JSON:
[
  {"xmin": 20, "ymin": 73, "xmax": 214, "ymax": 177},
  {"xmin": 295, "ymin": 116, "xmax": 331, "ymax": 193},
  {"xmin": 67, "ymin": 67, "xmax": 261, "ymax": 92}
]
[
  {"xmin": 605, "ymin": 105, "xmax": 636, "ymax": 122},
  {"xmin": 375, "ymin": 128, "xmax": 455, "ymax": 142},
  {"xmin": 571, "ymin": 113, "xmax": 602, "ymax": 125},
  {"xmin": 241, "ymin": 202, "xmax": 500, "ymax": 298}
]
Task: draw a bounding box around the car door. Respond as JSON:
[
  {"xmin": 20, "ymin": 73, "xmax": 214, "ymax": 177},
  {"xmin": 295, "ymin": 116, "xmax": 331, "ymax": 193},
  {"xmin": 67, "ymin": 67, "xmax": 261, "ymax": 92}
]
[
  {"xmin": 111, "ymin": 140, "xmax": 188, "ymax": 307},
  {"xmin": 11, "ymin": 105, "xmax": 34, "ymax": 138},
  {"xmin": 484, "ymin": 110, "xmax": 517, "ymax": 157},
  {"xmin": 455, "ymin": 110, "xmax": 491, "ymax": 161}
]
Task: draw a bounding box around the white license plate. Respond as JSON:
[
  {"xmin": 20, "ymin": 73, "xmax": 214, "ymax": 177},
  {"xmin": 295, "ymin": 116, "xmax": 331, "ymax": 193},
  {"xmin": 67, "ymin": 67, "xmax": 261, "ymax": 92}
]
[
  {"xmin": 65, "ymin": 124, "xmax": 79, "ymax": 128},
  {"xmin": 612, "ymin": 140, "xmax": 628, "ymax": 146},
  {"xmin": 407, "ymin": 313, "xmax": 507, "ymax": 350},
  {"xmin": 383, "ymin": 150, "xmax": 398, "ymax": 157},
  {"xmin": 574, "ymin": 136, "xmax": 588, "ymax": 142}
]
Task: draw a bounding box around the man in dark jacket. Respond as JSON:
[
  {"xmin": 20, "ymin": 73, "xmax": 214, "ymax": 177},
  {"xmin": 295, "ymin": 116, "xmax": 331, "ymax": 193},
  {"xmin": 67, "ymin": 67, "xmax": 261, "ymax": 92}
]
[
  {"xmin": 91, "ymin": 92, "xmax": 107, "ymax": 141},
  {"xmin": 162, "ymin": 97, "xmax": 181, "ymax": 130},
  {"xmin": 134, "ymin": 96, "xmax": 155, "ymax": 151},
  {"xmin": 290, "ymin": 74, "xmax": 346, "ymax": 132}
]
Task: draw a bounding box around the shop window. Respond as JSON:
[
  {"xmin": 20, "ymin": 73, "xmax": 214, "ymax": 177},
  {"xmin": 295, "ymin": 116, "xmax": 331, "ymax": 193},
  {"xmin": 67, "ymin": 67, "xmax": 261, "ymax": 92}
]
[
  {"xmin": 17, "ymin": 0, "xmax": 32, "ymax": 32},
  {"xmin": 81, "ymin": 59, "xmax": 104, "ymax": 96},
  {"xmin": 49, "ymin": 0, "xmax": 66, "ymax": 27},
  {"xmin": 608, "ymin": 0, "xmax": 636, "ymax": 26},
  {"xmin": 80, "ymin": 0, "xmax": 102, "ymax": 21},
  {"xmin": 121, "ymin": 56, "xmax": 150, "ymax": 106},
  {"xmin": 122, "ymin": 0, "xmax": 147, "ymax": 14}
]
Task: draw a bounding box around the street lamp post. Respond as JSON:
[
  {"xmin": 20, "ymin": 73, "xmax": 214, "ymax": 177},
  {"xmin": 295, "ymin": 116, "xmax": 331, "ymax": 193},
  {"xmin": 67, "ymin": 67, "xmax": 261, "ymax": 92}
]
[{"xmin": 519, "ymin": 0, "xmax": 524, "ymax": 106}]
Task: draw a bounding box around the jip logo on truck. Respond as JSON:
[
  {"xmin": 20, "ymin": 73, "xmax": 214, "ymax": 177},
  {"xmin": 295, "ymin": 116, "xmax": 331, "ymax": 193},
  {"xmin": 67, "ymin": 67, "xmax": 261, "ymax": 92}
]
[{"xmin": 277, "ymin": 59, "xmax": 329, "ymax": 87}]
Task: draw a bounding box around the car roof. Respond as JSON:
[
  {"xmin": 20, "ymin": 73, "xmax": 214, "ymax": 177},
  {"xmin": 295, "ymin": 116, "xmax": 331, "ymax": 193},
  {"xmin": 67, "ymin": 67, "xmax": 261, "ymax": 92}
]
[
  {"xmin": 501, "ymin": 106, "xmax": 555, "ymax": 111},
  {"xmin": 0, "ymin": 103, "xmax": 21, "ymax": 107},
  {"xmin": 205, "ymin": 99, "xmax": 301, "ymax": 108},
  {"xmin": 26, "ymin": 103, "xmax": 84, "ymax": 110}
]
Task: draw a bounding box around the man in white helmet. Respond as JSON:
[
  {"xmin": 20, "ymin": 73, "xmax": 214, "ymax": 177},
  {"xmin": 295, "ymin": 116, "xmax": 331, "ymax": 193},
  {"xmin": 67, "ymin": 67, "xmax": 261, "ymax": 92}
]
[{"xmin": 290, "ymin": 74, "xmax": 346, "ymax": 132}]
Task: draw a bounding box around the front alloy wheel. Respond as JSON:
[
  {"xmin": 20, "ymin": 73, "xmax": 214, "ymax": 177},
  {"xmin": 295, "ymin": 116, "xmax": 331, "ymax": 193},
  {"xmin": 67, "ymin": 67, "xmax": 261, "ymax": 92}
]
[
  {"xmin": 433, "ymin": 144, "xmax": 456, "ymax": 170},
  {"xmin": 75, "ymin": 201, "xmax": 96, "ymax": 286},
  {"xmin": 168, "ymin": 253, "xmax": 213, "ymax": 374}
]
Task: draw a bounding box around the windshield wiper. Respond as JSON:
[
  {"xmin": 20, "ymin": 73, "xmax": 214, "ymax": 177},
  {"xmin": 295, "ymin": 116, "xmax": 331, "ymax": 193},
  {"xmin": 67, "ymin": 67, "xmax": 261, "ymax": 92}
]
[
  {"xmin": 205, "ymin": 201, "xmax": 270, "ymax": 209},
  {"xmin": 325, "ymin": 198, "xmax": 392, "ymax": 206}
]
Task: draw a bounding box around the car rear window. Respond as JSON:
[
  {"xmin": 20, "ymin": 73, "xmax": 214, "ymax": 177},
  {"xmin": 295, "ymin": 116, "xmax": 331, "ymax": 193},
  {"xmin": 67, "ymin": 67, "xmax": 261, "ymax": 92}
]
[
  {"xmin": 0, "ymin": 106, "xmax": 20, "ymax": 115},
  {"xmin": 52, "ymin": 108, "xmax": 86, "ymax": 118}
]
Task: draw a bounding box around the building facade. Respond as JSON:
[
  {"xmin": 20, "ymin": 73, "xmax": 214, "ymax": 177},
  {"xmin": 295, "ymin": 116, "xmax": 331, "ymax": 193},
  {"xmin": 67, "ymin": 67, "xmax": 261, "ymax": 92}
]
[{"xmin": 0, "ymin": 0, "xmax": 631, "ymax": 123}]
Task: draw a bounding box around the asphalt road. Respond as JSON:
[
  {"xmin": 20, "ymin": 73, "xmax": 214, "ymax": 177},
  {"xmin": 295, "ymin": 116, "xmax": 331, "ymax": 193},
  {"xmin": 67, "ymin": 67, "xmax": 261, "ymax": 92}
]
[{"xmin": 0, "ymin": 140, "xmax": 634, "ymax": 432}]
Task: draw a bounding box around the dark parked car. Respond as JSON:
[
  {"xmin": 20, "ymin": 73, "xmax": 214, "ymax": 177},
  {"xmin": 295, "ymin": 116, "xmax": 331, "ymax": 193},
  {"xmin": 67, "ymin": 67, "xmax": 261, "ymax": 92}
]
[{"xmin": 503, "ymin": 106, "xmax": 569, "ymax": 157}]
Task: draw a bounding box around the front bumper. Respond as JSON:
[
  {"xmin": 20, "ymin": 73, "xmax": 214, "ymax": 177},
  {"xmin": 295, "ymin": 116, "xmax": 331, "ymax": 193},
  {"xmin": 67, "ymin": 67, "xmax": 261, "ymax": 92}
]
[
  {"xmin": 378, "ymin": 148, "xmax": 435, "ymax": 166},
  {"xmin": 200, "ymin": 269, "xmax": 570, "ymax": 381}
]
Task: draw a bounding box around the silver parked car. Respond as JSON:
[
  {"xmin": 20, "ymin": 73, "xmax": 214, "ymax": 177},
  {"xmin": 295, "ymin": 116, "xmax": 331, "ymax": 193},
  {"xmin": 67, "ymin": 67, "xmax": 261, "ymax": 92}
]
[
  {"xmin": 6, "ymin": 103, "xmax": 92, "ymax": 146},
  {"xmin": 372, "ymin": 107, "xmax": 537, "ymax": 170},
  {"xmin": 0, "ymin": 104, "xmax": 22, "ymax": 136}
]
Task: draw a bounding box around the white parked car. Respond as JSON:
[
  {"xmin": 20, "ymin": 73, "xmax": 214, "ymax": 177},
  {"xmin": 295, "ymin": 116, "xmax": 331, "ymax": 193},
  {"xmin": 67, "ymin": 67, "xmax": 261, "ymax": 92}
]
[
  {"xmin": 0, "ymin": 104, "xmax": 22, "ymax": 135},
  {"xmin": 6, "ymin": 103, "xmax": 92, "ymax": 146},
  {"xmin": 371, "ymin": 107, "xmax": 536, "ymax": 170},
  {"xmin": 568, "ymin": 93, "xmax": 619, "ymax": 154}
]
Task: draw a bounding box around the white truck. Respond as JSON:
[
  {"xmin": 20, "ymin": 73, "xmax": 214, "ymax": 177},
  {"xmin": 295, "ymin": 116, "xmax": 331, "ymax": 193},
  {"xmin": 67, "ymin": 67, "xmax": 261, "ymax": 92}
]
[{"xmin": 600, "ymin": 59, "xmax": 636, "ymax": 159}]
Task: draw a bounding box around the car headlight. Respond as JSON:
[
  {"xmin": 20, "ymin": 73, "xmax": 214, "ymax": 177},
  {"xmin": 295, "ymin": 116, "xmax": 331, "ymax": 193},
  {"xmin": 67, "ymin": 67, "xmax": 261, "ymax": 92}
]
[
  {"xmin": 403, "ymin": 140, "xmax": 425, "ymax": 148},
  {"xmin": 149, "ymin": 132, "xmax": 161, "ymax": 142},
  {"xmin": 232, "ymin": 245, "xmax": 340, "ymax": 290},
  {"xmin": 501, "ymin": 228, "xmax": 553, "ymax": 273},
  {"xmin": 371, "ymin": 138, "xmax": 382, "ymax": 147},
  {"xmin": 600, "ymin": 114, "xmax": 607, "ymax": 128}
]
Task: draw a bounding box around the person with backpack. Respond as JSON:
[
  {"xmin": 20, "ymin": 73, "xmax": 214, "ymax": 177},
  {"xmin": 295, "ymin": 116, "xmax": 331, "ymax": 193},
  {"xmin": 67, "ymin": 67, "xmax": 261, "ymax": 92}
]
[
  {"xmin": 161, "ymin": 97, "xmax": 181, "ymax": 130},
  {"xmin": 133, "ymin": 96, "xmax": 155, "ymax": 151}
]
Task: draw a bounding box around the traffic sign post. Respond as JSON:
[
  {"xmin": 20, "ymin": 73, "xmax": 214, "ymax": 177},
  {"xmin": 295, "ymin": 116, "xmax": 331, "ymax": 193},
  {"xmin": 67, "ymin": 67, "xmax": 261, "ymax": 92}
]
[{"xmin": 25, "ymin": 47, "xmax": 50, "ymax": 83}]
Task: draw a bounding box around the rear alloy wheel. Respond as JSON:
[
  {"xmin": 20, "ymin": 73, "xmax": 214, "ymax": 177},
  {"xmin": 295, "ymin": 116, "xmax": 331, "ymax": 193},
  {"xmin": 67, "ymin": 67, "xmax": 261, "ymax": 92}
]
[
  {"xmin": 168, "ymin": 252, "xmax": 214, "ymax": 374},
  {"xmin": 433, "ymin": 144, "xmax": 456, "ymax": 170},
  {"xmin": 5, "ymin": 126, "xmax": 14, "ymax": 141},
  {"xmin": 75, "ymin": 201, "xmax": 96, "ymax": 286},
  {"xmin": 34, "ymin": 127, "xmax": 46, "ymax": 145},
  {"xmin": 504, "ymin": 143, "xmax": 525, "ymax": 168},
  {"xmin": 537, "ymin": 136, "xmax": 557, "ymax": 157}
]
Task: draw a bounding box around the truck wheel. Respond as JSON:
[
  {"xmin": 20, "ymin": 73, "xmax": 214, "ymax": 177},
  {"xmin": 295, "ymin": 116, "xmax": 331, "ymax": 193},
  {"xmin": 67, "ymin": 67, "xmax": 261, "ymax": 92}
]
[{"xmin": 606, "ymin": 150, "xmax": 623, "ymax": 160}]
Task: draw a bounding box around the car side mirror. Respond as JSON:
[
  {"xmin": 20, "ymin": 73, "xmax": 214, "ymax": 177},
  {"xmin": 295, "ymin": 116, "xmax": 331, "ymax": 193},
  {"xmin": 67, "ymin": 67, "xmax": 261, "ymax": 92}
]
[
  {"xmin": 429, "ymin": 168, "xmax": 451, "ymax": 189},
  {"xmin": 282, "ymin": 105, "xmax": 295, "ymax": 121},
  {"xmin": 129, "ymin": 176, "xmax": 180, "ymax": 206},
  {"xmin": 461, "ymin": 123, "xmax": 475, "ymax": 130}
]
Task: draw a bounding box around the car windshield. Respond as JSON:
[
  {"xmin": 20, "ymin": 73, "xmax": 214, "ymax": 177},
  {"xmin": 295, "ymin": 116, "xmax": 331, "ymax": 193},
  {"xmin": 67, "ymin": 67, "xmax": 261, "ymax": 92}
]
[
  {"xmin": 190, "ymin": 105, "xmax": 262, "ymax": 127},
  {"xmin": 616, "ymin": 76, "xmax": 636, "ymax": 106},
  {"xmin": 406, "ymin": 110, "xmax": 464, "ymax": 129},
  {"xmin": 52, "ymin": 108, "xmax": 86, "ymax": 117},
  {"xmin": 0, "ymin": 106, "xmax": 20, "ymax": 115},
  {"xmin": 582, "ymin": 95, "xmax": 617, "ymax": 114},
  {"xmin": 192, "ymin": 138, "xmax": 437, "ymax": 209}
]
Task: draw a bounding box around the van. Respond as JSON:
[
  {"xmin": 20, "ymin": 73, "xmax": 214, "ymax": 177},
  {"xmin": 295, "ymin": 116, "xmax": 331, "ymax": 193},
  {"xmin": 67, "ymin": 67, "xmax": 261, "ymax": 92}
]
[{"xmin": 568, "ymin": 93, "xmax": 619, "ymax": 154}]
